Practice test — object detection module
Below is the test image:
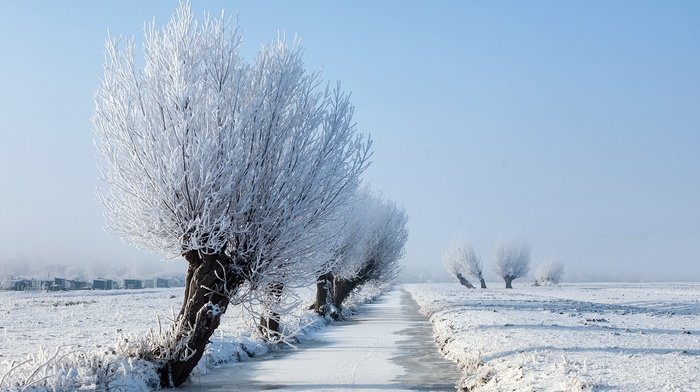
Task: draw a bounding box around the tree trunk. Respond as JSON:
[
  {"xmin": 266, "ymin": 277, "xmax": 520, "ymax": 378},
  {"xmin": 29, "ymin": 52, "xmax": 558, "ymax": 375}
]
[
  {"xmin": 157, "ymin": 250, "xmax": 244, "ymax": 388},
  {"xmin": 332, "ymin": 276, "xmax": 358, "ymax": 315},
  {"xmin": 504, "ymin": 276, "xmax": 514, "ymax": 289},
  {"xmin": 456, "ymin": 273, "xmax": 475, "ymax": 289},
  {"xmin": 258, "ymin": 282, "xmax": 284, "ymax": 342},
  {"xmin": 479, "ymin": 278, "xmax": 487, "ymax": 289},
  {"xmin": 313, "ymin": 272, "xmax": 334, "ymax": 317}
]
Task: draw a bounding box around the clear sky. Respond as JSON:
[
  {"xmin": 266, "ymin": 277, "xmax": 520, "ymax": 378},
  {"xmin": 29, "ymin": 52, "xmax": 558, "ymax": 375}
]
[{"xmin": 1, "ymin": 1, "xmax": 698, "ymax": 281}]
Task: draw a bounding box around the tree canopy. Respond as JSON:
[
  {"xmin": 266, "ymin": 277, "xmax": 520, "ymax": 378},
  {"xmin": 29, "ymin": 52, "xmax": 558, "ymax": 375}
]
[
  {"xmin": 93, "ymin": 3, "xmax": 372, "ymax": 386},
  {"xmin": 494, "ymin": 239, "xmax": 531, "ymax": 289}
]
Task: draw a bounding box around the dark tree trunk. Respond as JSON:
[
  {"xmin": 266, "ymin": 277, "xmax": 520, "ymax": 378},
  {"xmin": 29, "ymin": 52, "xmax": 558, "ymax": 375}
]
[
  {"xmin": 456, "ymin": 273, "xmax": 475, "ymax": 289},
  {"xmin": 332, "ymin": 276, "xmax": 358, "ymax": 313},
  {"xmin": 312, "ymin": 272, "xmax": 335, "ymax": 317},
  {"xmin": 479, "ymin": 278, "xmax": 487, "ymax": 289},
  {"xmin": 504, "ymin": 276, "xmax": 514, "ymax": 289},
  {"xmin": 157, "ymin": 250, "xmax": 244, "ymax": 388},
  {"xmin": 258, "ymin": 282, "xmax": 284, "ymax": 342},
  {"xmin": 326, "ymin": 259, "xmax": 376, "ymax": 318}
]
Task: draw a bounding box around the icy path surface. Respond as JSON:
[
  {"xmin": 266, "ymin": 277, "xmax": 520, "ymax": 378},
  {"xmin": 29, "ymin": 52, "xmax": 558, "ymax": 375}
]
[{"xmin": 184, "ymin": 288, "xmax": 461, "ymax": 391}]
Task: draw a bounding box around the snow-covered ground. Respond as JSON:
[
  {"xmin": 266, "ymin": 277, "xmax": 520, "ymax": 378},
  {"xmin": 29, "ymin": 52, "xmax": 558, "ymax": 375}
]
[
  {"xmin": 3, "ymin": 282, "xmax": 698, "ymax": 391},
  {"xmin": 183, "ymin": 288, "xmax": 461, "ymax": 391},
  {"xmin": 404, "ymin": 282, "xmax": 700, "ymax": 391},
  {"xmin": 0, "ymin": 284, "xmax": 383, "ymax": 391},
  {"xmin": 0, "ymin": 288, "xmax": 298, "ymax": 391}
]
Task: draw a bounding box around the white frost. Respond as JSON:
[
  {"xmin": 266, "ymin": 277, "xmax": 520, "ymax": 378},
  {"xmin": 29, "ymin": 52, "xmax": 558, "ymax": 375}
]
[{"xmin": 404, "ymin": 282, "xmax": 700, "ymax": 391}]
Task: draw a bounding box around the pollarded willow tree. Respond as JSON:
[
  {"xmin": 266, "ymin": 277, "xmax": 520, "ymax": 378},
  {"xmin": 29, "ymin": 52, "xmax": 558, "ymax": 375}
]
[
  {"xmin": 464, "ymin": 245, "xmax": 487, "ymax": 289},
  {"xmin": 534, "ymin": 260, "xmax": 564, "ymax": 286},
  {"xmin": 311, "ymin": 192, "xmax": 371, "ymax": 319},
  {"xmin": 443, "ymin": 244, "xmax": 474, "ymax": 288},
  {"xmin": 493, "ymin": 239, "xmax": 531, "ymax": 289},
  {"xmin": 93, "ymin": 3, "xmax": 370, "ymax": 387},
  {"xmin": 331, "ymin": 192, "xmax": 408, "ymax": 313},
  {"xmin": 443, "ymin": 241, "xmax": 486, "ymax": 289},
  {"xmin": 311, "ymin": 188, "xmax": 408, "ymax": 318}
]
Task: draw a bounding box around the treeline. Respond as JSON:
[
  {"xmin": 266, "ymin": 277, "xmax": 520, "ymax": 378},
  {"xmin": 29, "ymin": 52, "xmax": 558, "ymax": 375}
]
[{"xmin": 443, "ymin": 238, "xmax": 564, "ymax": 288}]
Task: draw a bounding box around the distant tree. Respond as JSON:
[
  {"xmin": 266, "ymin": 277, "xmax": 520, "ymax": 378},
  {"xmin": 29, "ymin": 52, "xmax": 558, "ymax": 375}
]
[
  {"xmin": 464, "ymin": 245, "xmax": 487, "ymax": 289},
  {"xmin": 443, "ymin": 242, "xmax": 486, "ymax": 289},
  {"xmin": 534, "ymin": 260, "xmax": 564, "ymax": 286},
  {"xmin": 443, "ymin": 244, "xmax": 473, "ymax": 288},
  {"xmin": 0, "ymin": 274, "xmax": 10, "ymax": 290},
  {"xmin": 311, "ymin": 191, "xmax": 372, "ymax": 318},
  {"xmin": 93, "ymin": 3, "xmax": 370, "ymax": 387},
  {"xmin": 311, "ymin": 189, "xmax": 408, "ymax": 318},
  {"xmin": 332, "ymin": 196, "xmax": 407, "ymax": 312},
  {"xmin": 493, "ymin": 239, "xmax": 531, "ymax": 289}
]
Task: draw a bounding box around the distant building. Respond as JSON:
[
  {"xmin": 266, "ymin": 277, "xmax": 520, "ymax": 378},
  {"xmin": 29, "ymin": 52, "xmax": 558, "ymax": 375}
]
[
  {"xmin": 54, "ymin": 278, "xmax": 68, "ymax": 290},
  {"xmin": 11, "ymin": 279, "xmax": 31, "ymax": 291},
  {"xmin": 10, "ymin": 279, "xmax": 52, "ymax": 291},
  {"xmin": 155, "ymin": 277, "xmax": 182, "ymax": 288},
  {"xmin": 168, "ymin": 278, "xmax": 182, "ymax": 287},
  {"xmin": 93, "ymin": 279, "xmax": 115, "ymax": 290},
  {"xmin": 124, "ymin": 279, "xmax": 143, "ymax": 289},
  {"xmin": 143, "ymin": 279, "xmax": 155, "ymax": 289},
  {"xmin": 68, "ymin": 280, "xmax": 90, "ymax": 290},
  {"xmin": 8, "ymin": 278, "xmax": 89, "ymax": 291},
  {"xmin": 32, "ymin": 280, "xmax": 53, "ymax": 291}
]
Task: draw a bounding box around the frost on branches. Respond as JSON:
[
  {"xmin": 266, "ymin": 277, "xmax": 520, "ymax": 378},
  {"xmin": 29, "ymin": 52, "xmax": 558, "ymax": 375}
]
[
  {"xmin": 311, "ymin": 188, "xmax": 409, "ymax": 319},
  {"xmin": 443, "ymin": 241, "xmax": 487, "ymax": 289},
  {"xmin": 535, "ymin": 260, "xmax": 564, "ymax": 286},
  {"xmin": 493, "ymin": 239, "xmax": 531, "ymax": 289},
  {"xmin": 93, "ymin": 3, "xmax": 370, "ymax": 387}
]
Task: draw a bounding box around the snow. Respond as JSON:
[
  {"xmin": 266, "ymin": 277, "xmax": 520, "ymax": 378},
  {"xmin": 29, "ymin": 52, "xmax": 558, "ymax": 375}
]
[
  {"xmin": 241, "ymin": 291, "xmax": 406, "ymax": 387},
  {"xmin": 0, "ymin": 289, "xmax": 180, "ymax": 360},
  {"xmin": 0, "ymin": 283, "xmax": 384, "ymax": 391},
  {"xmin": 183, "ymin": 288, "xmax": 461, "ymax": 391},
  {"xmin": 0, "ymin": 288, "xmax": 290, "ymax": 391},
  {"xmin": 207, "ymin": 302, "xmax": 223, "ymax": 317},
  {"xmin": 404, "ymin": 282, "xmax": 700, "ymax": 391},
  {"xmin": 0, "ymin": 286, "xmax": 459, "ymax": 391},
  {"xmin": 2, "ymin": 283, "xmax": 698, "ymax": 391}
]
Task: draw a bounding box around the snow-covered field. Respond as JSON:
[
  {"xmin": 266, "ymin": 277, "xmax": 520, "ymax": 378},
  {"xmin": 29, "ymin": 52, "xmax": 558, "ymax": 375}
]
[
  {"xmin": 404, "ymin": 282, "xmax": 700, "ymax": 391},
  {"xmin": 0, "ymin": 288, "xmax": 266, "ymax": 391},
  {"xmin": 0, "ymin": 285, "xmax": 382, "ymax": 391},
  {"xmin": 0, "ymin": 290, "xmax": 246, "ymax": 390},
  {"xmin": 3, "ymin": 283, "xmax": 698, "ymax": 391}
]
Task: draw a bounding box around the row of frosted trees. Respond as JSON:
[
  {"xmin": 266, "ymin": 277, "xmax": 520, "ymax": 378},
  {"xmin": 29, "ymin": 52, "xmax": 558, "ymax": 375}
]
[
  {"xmin": 93, "ymin": 3, "xmax": 407, "ymax": 387},
  {"xmin": 443, "ymin": 239, "xmax": 564, "ymax": 289}
]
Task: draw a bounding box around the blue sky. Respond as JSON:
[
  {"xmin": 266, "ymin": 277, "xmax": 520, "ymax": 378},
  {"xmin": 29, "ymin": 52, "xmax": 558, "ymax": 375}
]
[{"xmin": 1, "ymin": 1, "xmax": 698, "ymax": 281}]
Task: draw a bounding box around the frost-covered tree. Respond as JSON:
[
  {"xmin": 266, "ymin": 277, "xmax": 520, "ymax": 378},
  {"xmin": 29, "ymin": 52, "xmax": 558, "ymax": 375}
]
[
  {"xmin": 93, "ymin": 3, "xmax": 370, "ymax": 386},
  {"xmin": 333, "ymin": 196, "xmax": 407, "ymax": 311},
  {"xmin": 493, "ymin": 239, "xmax": 531, "ymax": 289},
  {"xmin": 465, "ymin": 246, "xmax": 487, "ymax": 289},
  {"xmin": 0, "ymin": 274, "xmax": 10, "ymax": 290},
  {"xmin": 311, "ymin": 192, "xmax": 371, "ymax": 318},
  {"xmin": 443, "ymin": 241, "xmax": 486, "ymax": 289},
  {"xmin": 443, "ymin": 244, "xmax": 474, "ymax": 288},
  {"xmin": 311, "ymin": 189, "xmax": 408, "ymax": 318},
  {"xmin": 534, "ymin": 260, "xmax": 564, "ymax": 286}
]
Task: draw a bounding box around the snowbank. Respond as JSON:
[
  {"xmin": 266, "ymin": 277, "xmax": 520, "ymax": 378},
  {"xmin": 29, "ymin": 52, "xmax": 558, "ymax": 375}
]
[
  {"xmin": 0, "ymin": 288, "xmax": 284, "ymax": 390},
  {"xmin": 404, "ymin": 282, "xmax": 700, "ymax": 391},
  {"xmin": 0, "ymin": 283, "xmax": 386, "ymax": 391}
]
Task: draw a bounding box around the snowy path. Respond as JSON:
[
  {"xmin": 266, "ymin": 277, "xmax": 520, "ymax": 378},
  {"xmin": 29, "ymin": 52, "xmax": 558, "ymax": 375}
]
[{"xmin": 183, "ymin": 288, "xmax": 461, "ymax": 391}]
